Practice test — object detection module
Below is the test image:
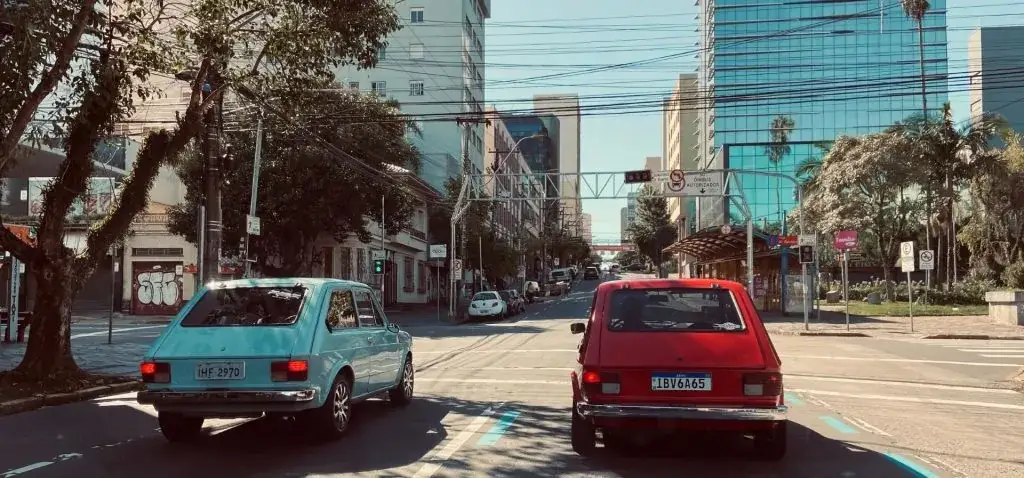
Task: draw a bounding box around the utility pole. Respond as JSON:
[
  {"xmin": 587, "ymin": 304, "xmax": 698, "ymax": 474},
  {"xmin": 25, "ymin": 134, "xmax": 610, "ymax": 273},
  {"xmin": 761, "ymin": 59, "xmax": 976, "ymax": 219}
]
[
  {"xmin": 201, "ymin": 69, "xmax": 224, "ymax": 283},
  {"xmin": 381, "ymin": 194, "xmax": 385, "ymax": 303},
  {"xmin": 243, "ymin": 112, "xmax": 264, "ymax": 278}
]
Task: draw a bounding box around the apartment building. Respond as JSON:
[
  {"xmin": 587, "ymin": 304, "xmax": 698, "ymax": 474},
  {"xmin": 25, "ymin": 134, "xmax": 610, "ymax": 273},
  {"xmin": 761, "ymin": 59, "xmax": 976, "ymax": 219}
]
[
  {"xmin": 533, "ymin": 94, "xmax": 582, "ymax": 236},
  {"xmin": 663, "ymin": 74, "xmax": 700, "ymax": 233}
]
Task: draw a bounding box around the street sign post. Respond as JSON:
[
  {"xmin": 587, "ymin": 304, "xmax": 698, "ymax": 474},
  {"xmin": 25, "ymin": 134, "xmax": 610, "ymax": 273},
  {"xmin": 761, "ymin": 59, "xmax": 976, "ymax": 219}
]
[
  {"xmin": 246, "ymin": 215, "xmax": 261, "ymax": 236},
  {"xmin": 900, "ymin": 241, "xmax": 915, "ymax": 332},
  {"xmin": 372, "ymin": 250, "xmax": 386, "ymax": 261},
  {"xmin": 834, "ymin": 230, "xmax": 858, "ymax": 250},
  {"xmin": 799, "ymin": 245, "xmax": 814, "ymax": 264},
  {"xmin": 661, "ymin": 171, "xmax": 725, "ymax": 197},
  {"xmin": 919, "ymin": 250, "xmax": 934, "ymax": 271},
  {"xmin": 429, "ymin": 244, "xmax": 447, "ymax": 260},
  {"xmin": 453, "ymin": 259, "xmax": 463, "ymax": 279}
]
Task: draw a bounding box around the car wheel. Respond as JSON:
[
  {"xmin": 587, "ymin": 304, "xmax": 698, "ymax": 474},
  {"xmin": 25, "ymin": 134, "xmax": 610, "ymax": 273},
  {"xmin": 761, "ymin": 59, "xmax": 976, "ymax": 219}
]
[
  {"xmin": 158, "ymin": 412, "xmax": 204, "ymax": 443},
  {"xmin": 306, "ymin": 374, "xmax": 353, "ymax": 440},
  {"xmin": 753, "ymin": 421, "xmax": 787, "ymax": 461},
  {"xmin": 570, "ymin": 407, "xmax": 596, "ymax": 456},
  {"xmin": 389, "ymin": 357, "xmax": 414, "ymax": 406}
]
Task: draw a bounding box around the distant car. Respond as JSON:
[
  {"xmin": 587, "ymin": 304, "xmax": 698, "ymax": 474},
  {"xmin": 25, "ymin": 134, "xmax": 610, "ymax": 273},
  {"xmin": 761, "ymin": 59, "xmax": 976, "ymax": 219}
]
[
  {"xmin": 137, "ymin": 278, "xmax": 415, "ymax": 443},
  {"xmin": 507, "ymin": 289, "xmax": 526, "ymax": 313},
  {"xmin": 498, "ymin": 290, "xmax": 524, "ymax": 315},
  {"xmin": 609, "ymin": 264, "xmax": 621, "ymax": 274},
  {"xmin": 468, "ymin": 291, "xmax": 507, "ymax": 320},
  {"xmin": 568, "ymin": 278, "xmax": 787, "ymax": 460},
  {"xmin": 583, "ymin": 267, "xmax": 600, "ymax": 280}
]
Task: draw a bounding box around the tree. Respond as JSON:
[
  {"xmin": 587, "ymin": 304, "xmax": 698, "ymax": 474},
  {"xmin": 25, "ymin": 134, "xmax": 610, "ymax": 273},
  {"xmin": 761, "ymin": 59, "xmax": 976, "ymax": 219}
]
[
  {"xmin": 890, "ymin": 103, "xmax": 1005, "ymax": 286},
  {"xmin": 797, "ymin": 133, "xmax": 924, "ymax": 298},
  {"xmin": 589, "ymin": 253, "xmax": 603, "ymax": 265},
  {"xmin": 901, "ymin": 0, "xmax": 931, "ymax": 118},
  {"xmin": 614, "ymin": 248, "xmax": 643, "ymax": 267},
  {"xmin": 628, "ymin": 186, "xmax": 676, "ymax": 276},
  {"xmin": 427, "ymin": 177, "xmax": 493, "ymax": 271},
  {"xmin": 959, "ymin": 130, "xmax": 1024, "ymax": 281},
  {"xmin": 0, "ymin": 0, "xmax": 400, "ymax": 379},
  {"xmin": 166, "ymin": 88, "xmax": 420, "ymax": 276},
  {"xmin": 765, "ymin": 115, "xmax": 796, "ymax": 225}
]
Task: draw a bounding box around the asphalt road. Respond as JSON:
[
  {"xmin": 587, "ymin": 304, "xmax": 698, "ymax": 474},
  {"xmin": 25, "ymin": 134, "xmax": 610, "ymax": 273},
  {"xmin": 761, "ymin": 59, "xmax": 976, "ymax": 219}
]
[{"xmin": 2, "ymin": 273, "xmax": 1023, "ymax": 477}]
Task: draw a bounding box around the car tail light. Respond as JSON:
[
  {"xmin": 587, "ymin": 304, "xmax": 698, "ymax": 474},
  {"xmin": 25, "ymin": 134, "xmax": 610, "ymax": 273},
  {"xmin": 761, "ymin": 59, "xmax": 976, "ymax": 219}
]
[
  {"xmin": 743, "ymin": 372, "xmax": 782, "ymax": 396},
  {"xmin": 271, "ymin": 360, "xmax": 309, "ymax": 382},
  {"xmin": 581, "ymin": 370, "xmax": 620, "ymax": 396},
  {"xmin": 140, "ymin": 362, "xmax": 170, "ymax": 383}
]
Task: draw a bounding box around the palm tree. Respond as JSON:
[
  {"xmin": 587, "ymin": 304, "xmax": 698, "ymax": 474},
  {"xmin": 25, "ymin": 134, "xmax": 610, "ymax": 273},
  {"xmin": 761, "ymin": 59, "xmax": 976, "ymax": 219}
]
[
  {"xmin": 901, "ymin": 0, "xmax": 931, "ymax": 285},
  {"xmin": 765, "ymin": 115, "xmax": 796, "ymax": 227}
]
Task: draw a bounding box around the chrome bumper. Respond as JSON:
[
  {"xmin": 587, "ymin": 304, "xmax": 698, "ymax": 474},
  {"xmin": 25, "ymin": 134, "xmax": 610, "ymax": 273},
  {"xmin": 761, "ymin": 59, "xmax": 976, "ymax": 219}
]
[
  {"xmin": 577, "ymin": 402, "xmax": 788, "ymax": 421},
  {"xmin": 137, "ymin": 389, "xmax": 316, "ymax": 405}
]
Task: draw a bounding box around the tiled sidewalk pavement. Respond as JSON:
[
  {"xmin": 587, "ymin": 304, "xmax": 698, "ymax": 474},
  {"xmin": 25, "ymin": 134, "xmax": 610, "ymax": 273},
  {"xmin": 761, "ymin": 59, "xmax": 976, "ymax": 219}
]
[
  {"xmin": 763, "ymin": 310, "xmax": 1024, "ymax": 339},
  {"xmin": 0, "ymin": 342, "xmax": 147, "ymax": 377}
]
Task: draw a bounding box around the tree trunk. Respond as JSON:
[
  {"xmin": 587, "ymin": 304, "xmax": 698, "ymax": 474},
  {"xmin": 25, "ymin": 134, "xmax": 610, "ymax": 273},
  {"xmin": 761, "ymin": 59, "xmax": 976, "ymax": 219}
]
[
  {"xmin": 15, "ymin": 262, "xmax": 80, "ymax": 378},
  {"xmin": 924, "ymin": 190, "xmax": 933, "ymax": 289}
]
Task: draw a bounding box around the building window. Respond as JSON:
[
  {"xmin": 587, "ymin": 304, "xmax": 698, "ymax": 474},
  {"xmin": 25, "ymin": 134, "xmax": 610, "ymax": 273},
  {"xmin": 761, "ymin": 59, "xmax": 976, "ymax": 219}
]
[
  {"xmin": 379, "ymin": 47, "xmax": 387, "ymax": 60},
  {"xmin": 409, "ymin": 80, "xmax": 424, "ymax": 96},
  {"xmin": 371, "ymin": 81, "xmax": 387, "ymax": 96},
  {"xmin": 411, "ymin": 7, "xmax": 424, "ymax": 23},
  {"xmin": 417, "ymin": 261, "xmax": 426, "ymax": 293},
  {"xmin": 404, "ymin": 256, "xmax": 414, "ymax": 292},
  {"xmin": 321, "ymin": 246, "xmax": 334, "ymax": 278},
  {"xmin": 132, "ymin": 248, "xmax": 184, "ymax": 257},
  {"xmin": 356, "ymin": 248, "xmax": 367, "ymax": 281},
  {"xmin": 339, "ymin": 247, "xmax": 352, "ymax": 280},
  {"xmin": 410, "ymin": 43, "xmax": 424, "ymax": 60},
  {"xmin": 348, "ymin": 81, "xmax": 359, "ymax": 90}
]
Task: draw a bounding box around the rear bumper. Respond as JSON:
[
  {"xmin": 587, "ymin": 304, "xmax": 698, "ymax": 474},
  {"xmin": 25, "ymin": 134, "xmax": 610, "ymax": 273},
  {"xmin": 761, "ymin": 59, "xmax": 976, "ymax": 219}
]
[
  {"xmin": 577, "ymin": 402, "xmax": 788, "ymax": 422},
  {"xmin": 137, "ymin": 389, "xmax": 317, "ymax": 415}
]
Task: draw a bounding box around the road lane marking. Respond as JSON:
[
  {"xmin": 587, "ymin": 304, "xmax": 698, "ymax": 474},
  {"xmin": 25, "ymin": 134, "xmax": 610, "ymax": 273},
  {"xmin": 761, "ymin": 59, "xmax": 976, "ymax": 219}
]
[
  {"xmin": 785, "ymin": 354, "xmax": 1021, "ymax": 367},
  {"xmin": 783, "ymin": 392, "xmax": 803, "ymax": 405},
  {"xmin": 979, "ymin": 354, "xmax": 1024, "ymax": 358},
  {"xmin": 1, "ymin": 454, "xmax": 81, "ymax": 478},
  {"xmin": 477, "ymin": 411, "xmax": 521, "ymax": 446},
  {"xmin": 789, "ymin": 389, "xmax": 1024, "ymax": 410},
  {"xmin": 957, "ymin": 348, "xmax": 1024, "ymax": 352},
  {"xmin": 413, "ymin": 403, "xmax": 502, "ymax": 478},
  {"xmin": 820, "ymin": 416, "xmax": 858, "ymax": 434},
  {"xmin": 71, "ymin": 325, "xmax": 165, "ymax": 339},
  {"xmin": 884, "ymin": 453, "xmax": 940, "ymax": 478},
  {"xmin": 786, "ymin": 374, "xmax": 1020, "ymax": 394},
  {"xmin": 845, "ymin": 416, "xmax": 892, "ymax": 437},
  {"xmin": 416, "ymin": 349, "xmax": 577, "ymax": 355}
]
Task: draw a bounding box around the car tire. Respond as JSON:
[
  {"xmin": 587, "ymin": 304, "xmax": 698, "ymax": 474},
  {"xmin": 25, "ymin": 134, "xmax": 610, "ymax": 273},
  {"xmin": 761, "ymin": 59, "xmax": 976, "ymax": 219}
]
[
  {"xmin": 570, "ymin": 407, "xmax": 596, "ymax": 456},
  {"xmin": 158, "ymin": 412, "xmax": 204, "ymax": 443},
  {"xmin": 753, "ymin": 421, "xmax": 787, "ymax": 461},
  {"xmin": 306, "ymin": 373, "xmax": 354, "ymax": 440},
  {"xmin": 389, "ymin": 357, "xmax": 414, "ymax": 406}
]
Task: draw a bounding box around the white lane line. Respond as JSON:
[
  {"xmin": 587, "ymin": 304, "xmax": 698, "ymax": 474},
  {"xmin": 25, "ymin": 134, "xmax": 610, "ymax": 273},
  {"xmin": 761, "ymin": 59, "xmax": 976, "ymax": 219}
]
[
  {"xmin": 786, "ymin": 374, "xmax": 1020, "ymax": 394},
  {"xmin": 418, "ymin": 378, "xmax": 564, "ymax": 385},
  {"xmin": 416, "ymin": 349, "xmax": 576, "ymax": 355},
  {"xmin": 845, "ymin": 416, "xmax": 892, "ymax": 437},
  {"xmin": 71, "ymin": 325, "xmax": 165, "ymax": 340},
  {"xmin": 412, "ymin": 403, "xmax": 503, "ymax": 478},
  {"xmin": 1, "ymin": 453, "xmax": 82, "ymax": 478},
  {"xmin": 979, "ymin": 354, "xmax": 1024, "ymax": 359},
  {"xmin": 789, "ymin": 389, "xmax": 1024, "ymax": 411},
  {"xmin": 785, "ymin": 354, "xmax": 1021, "ymax": 367},
  {"xmin": 957, "ymin": 348, "xmax": 1024, "ymax": 352}
]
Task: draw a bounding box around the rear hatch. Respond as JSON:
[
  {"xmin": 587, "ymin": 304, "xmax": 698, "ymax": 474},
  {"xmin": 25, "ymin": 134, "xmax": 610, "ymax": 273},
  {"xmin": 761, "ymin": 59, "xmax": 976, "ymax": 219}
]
[
  {"xmin": 592, "ymin": 287, "xmax": 766, "ymax": 406},
  {"xmin": 151, "ymin": 285, "xmax": 311, "ymax": 390}
]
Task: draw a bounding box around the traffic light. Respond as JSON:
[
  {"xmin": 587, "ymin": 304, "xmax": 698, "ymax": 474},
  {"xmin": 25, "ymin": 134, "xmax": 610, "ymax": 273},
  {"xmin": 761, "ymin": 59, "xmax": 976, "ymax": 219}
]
[
  {"xmin": 799, "ymin": 245, "xmax": 814, "ymax": 264},
  {"xmin": 624, "ymin": 170, "xmax": 653, "ymax": 184},
  {"xmin": 373, "ymin": 259, "xmax": 385, "ymax": 274}
]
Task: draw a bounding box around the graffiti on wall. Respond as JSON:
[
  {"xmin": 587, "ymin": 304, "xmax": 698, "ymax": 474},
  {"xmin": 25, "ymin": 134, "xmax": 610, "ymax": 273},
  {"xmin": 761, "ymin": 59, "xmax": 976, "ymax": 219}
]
[{"xmin": 132, "ymin": 263, "xmax": 183, "ymax": 315}]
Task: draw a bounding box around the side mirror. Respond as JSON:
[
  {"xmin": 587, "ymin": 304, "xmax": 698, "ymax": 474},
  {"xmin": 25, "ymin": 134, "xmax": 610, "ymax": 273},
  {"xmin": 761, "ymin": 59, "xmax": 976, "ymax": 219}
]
[{"xmin": 570, "ymin": 322, "xmax": 586, "ymax": 334}]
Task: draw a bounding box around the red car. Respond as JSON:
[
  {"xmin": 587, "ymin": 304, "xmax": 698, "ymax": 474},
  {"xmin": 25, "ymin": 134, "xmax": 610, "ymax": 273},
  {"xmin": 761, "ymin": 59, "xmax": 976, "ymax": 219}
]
[{"xmin": 569, "ymin": 278, "xmax": 787, "ymax": 460}]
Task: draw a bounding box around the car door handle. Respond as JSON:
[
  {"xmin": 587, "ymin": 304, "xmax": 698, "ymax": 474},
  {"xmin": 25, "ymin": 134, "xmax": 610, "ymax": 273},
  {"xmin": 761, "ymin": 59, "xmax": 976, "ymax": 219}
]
[{"xmin": 367, "ymin": 336, "xmax": 375, "ymax": 343}]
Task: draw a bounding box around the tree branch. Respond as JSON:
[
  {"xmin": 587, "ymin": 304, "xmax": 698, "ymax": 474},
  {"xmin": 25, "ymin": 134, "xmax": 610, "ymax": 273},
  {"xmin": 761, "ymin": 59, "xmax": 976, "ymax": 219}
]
[{"xmin": 0, "ymin": 0, "xmax": 99, "ymax": 174}]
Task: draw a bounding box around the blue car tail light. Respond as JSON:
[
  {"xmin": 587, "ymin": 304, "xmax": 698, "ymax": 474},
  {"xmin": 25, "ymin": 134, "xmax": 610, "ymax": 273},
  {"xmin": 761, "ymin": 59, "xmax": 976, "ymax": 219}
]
[
  {"xmin": 271, "ymin": 360, "xmax": 309, "ymax": 382},
  {"xmin": 141, "ymin": 362, "xmax": 170, "ymax": 383}
]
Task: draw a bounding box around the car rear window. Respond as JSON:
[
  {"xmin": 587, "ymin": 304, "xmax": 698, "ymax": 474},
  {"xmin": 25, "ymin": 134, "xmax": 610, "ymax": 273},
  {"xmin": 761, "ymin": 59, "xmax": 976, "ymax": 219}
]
[
  {"xmin": 497, "ymin": 291, "xmax": 512, "ymax": 301},
  {"xmin": 180, "ymin": 286, "xmax": 307, "ymax": 327},
  {"xmin": 473, "ymin": 292, "xmax": 499, "ymax": 301},
  {"xmin": 606, "ymin": 287, "xmax": 745, "ymax": 332}
]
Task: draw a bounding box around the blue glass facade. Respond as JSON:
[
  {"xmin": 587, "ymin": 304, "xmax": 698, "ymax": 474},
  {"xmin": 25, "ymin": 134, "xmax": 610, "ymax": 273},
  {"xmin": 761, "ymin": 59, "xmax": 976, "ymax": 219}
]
[{"xmin": 698, "ymin": 0, "xmax": 949, "ymax": 228}]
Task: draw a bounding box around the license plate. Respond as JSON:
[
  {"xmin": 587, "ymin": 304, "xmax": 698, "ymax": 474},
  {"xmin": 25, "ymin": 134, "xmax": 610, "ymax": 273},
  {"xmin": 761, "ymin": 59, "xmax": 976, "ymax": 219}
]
[
  {"xmin": 195, "ymin": 362, "xmax": 245, "ymax": 380},
  {"xmin": 651, "ymin": 372, "xmax": 712, "ymax": 391}
]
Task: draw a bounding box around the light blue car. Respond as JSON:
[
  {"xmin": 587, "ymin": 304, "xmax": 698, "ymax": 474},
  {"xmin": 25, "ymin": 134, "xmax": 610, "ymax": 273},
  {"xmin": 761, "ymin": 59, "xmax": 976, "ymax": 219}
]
[{"xmin": 136, "ymin": 278, "xmax": 414, "ymax": 443}]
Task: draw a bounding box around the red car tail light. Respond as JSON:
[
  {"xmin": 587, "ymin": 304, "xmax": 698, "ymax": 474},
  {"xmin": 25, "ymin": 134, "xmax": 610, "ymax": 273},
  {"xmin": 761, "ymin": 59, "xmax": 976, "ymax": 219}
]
[
  {"xmin": 140, "ymin": 362, "xmax": 170, "ymax": 383},
  {"xmin": 743, "ymin": 372, "xmax": 783, "ymax": 396},
  {"xmin": 581, "ymin": 370, "xmax": 621, "ymax": 396},
  {"xmin": 272, "ymin": 360, "xmax": 309, "ymax": 382}
]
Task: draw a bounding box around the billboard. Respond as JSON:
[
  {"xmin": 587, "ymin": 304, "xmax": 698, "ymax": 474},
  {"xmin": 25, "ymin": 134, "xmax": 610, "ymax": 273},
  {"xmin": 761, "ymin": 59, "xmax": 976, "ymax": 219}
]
[{"xmin": 28, "ymin": 177, "xmax": 116, "ymax": 217}]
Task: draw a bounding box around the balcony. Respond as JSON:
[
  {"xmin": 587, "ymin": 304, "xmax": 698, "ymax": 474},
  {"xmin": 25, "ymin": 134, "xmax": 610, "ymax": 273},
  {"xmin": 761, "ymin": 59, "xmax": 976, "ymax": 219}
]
[{"xmin": 406, "ymin": 227, "xmax": 427, "ymax": 242}]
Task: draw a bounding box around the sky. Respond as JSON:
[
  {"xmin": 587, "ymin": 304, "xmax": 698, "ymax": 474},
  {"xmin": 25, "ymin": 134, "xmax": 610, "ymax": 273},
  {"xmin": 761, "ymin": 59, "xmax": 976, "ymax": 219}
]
[{"xmin": 483, "ymin": 0, "xmax": 1024, "ymax": 245}]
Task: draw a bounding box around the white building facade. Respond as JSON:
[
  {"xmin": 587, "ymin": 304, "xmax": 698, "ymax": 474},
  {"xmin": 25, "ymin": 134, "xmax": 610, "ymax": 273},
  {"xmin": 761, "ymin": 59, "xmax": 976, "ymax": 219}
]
[
  {"xmin": 333, "ymin": 0, "xmax": 491, "ymax": 193},
  {"xmin": 533, "ymin": 94, "xmax": 582, "ymax": 236},
  {"xmin": 663, "ymin": 74, "xmax": 700, "ymax": 276}
]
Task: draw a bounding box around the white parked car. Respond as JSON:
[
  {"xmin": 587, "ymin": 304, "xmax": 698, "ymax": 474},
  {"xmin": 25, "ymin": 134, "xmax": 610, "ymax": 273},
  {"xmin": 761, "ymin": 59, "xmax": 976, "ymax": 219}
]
[{"xmin": 468, "ymin": 291, "xmax": 507, "ymax": 321}]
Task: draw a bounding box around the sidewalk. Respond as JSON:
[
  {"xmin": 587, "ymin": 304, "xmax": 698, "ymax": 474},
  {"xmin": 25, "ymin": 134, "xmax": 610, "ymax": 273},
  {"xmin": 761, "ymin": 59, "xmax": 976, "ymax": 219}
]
[
  {"xmin": 0, "ymin": 341, "xmax": 146, "ymax": 377},
  {"xmin": 71, "ymin": 311, "xmax": 175, "ymax": 324},
  {"xmin": 763, "ymin": 310, "xmax": 1024, "ymax": 339}
]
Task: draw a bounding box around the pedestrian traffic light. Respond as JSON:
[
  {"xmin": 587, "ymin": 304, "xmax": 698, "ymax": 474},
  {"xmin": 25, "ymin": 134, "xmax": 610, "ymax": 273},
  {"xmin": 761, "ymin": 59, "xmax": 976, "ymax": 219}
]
[
  {"xmin": 623, "ymin": 170, "xmax": 653, "ymax": 184},
  {"xmin": 373, "ymin": 259, "xmax": 385, "ymax": 274},
  {"xmin": 799, "ymin": 245, "xmax": 814, "ymax": 264}
]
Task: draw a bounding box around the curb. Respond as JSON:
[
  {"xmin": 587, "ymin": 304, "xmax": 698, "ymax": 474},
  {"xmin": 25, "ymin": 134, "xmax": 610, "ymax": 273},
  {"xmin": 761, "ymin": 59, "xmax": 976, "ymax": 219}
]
[
  {"xmin": 798, "ymin": 332, "xmax": 871, "ymax": 338},
  {"xmin": 922, "ymin": 334, "xmax": 1024, "ymax": 340},
  {"xmin": 0, "ymin": 381, "xmax": 143, "ymax": 417}
]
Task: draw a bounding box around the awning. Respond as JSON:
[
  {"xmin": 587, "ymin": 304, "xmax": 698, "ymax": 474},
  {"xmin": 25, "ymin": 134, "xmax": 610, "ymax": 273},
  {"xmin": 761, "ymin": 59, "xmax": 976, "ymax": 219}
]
[{"xmin": 662, "ymin": 225, "xmax": 771, "ymax": 263}]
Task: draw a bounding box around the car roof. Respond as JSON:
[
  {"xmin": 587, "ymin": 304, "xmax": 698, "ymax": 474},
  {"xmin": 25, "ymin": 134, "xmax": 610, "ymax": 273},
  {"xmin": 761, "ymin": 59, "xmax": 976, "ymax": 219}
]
[
  {"xmin": 596, "ymin": 278, "xmax": 745, "ymax": 293},
  {"xmin": 209, "ymin": 278, "xmax": 371, "ymax": 290}
]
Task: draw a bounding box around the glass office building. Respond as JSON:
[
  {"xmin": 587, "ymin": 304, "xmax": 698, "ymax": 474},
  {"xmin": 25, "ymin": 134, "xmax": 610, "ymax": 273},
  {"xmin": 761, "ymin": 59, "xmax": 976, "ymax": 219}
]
[{"xmin": 696, "ymin": 0, "xmax": 948, "ymax": 229}]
